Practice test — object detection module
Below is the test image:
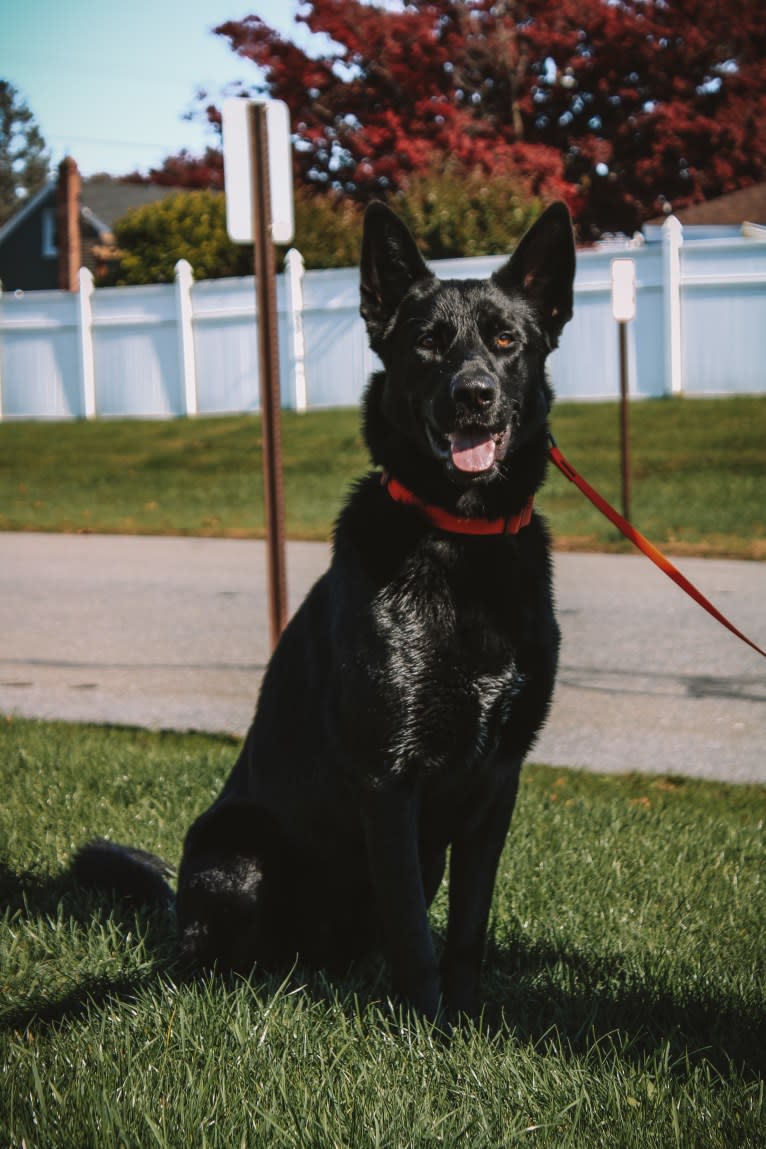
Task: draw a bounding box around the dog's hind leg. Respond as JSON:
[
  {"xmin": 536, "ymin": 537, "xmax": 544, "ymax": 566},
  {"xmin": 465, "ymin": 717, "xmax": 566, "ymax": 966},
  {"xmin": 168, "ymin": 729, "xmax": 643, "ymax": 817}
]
[
  {"xmin": 176, "ymin": 850, "xmax": 273, "ymax": 973},
  {"xmin": 176, "ymin": 800, "xmax": 295, "ymax": 975}
]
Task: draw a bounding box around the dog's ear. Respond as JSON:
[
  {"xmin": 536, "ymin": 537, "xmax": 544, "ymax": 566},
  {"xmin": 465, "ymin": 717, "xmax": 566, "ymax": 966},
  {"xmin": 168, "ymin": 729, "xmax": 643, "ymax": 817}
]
[
  {"xmin": 360, "ymin": 202, "xmax": 434, "ymax": 341},
  {"xmin": 492, "ymin": 202, "xmax": 576, "ymax": 346}
]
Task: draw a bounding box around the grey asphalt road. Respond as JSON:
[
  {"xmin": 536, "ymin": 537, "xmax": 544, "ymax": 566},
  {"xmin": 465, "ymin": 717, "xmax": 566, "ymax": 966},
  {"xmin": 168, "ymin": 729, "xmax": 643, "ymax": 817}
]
[{"xmin": 1, "ymin": 532, "xmax": 764, "ymax": 782}]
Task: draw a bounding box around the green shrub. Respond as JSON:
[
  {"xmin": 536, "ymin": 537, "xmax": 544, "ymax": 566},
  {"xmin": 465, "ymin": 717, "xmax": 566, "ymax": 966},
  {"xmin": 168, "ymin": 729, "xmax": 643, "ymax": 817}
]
[
  {"xmin": 107, "ymin": 187, "xmax": 363, "ymax": 284},
  {"xmin": 292, "ymin": 166, "xmax": 544, "ymax": 267},
  {"xmin": 393, "ymin": 161, "xmax": 543, "ymax": 260},
  {"xmin": 109, "ymin": 190, "xmax": 252, "ymax": 285},
  {"xmin": 106, "ymin": 170, "xmax": 543, "ymax": 285},
  {"xmin": 290, "ymin": 186, "xmax": 364, "ymax": 269}
]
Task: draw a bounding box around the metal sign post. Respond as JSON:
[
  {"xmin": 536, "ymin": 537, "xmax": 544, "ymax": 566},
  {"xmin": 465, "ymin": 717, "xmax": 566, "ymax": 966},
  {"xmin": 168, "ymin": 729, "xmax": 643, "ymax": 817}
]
[
  {"xmin": 250, "ymin": 103, "xmax": 288, "ymax": 648},
  {"xmin": 222, "ymin": 98, "xmax": 294, "ymax": 651},
  {"xmin": 611, "ymin": 259, "xmax": 636, "ymax": 523},
  {"xmin": 617, "ymin": 318, "xmax": 631, "ymax": 523}
]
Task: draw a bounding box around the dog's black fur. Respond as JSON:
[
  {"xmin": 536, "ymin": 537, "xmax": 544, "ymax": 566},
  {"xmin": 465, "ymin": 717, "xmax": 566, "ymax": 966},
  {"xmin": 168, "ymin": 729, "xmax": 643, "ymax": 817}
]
[{"xmin": 75, "ymin": 201, "xmax": 576, "ymax": 1021}]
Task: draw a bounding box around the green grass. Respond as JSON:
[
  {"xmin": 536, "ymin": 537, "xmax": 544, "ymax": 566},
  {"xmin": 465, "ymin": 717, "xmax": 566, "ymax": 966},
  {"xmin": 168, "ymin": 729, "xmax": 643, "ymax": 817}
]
[
  {"xmin": 1, "ymin": 718, "xmax": 764, "ymax": 1147},
  {"xmin": 1, "ymin": 395, "xmax": 764, "ymax": 557},
  {"xmin": 0, "ymin": 409, "xmax": 368, "ymax": 541}
]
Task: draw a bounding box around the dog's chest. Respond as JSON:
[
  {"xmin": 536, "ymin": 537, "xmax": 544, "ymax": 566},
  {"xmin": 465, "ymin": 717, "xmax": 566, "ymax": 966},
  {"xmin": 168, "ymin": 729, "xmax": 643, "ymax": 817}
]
[{"xmin": 372, "ymin": 542, "xmax": 538, "ymax": 770}]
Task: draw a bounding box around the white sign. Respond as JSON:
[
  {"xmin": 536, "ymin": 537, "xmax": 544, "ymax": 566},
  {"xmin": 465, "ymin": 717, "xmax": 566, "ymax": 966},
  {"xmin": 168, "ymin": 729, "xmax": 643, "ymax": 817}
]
[
  {"xmin": 222, "ymin": 98, "xmax": 294, "ymax": 245},
  {"xmin": 611, "ymin": 258, "xmax": 636, "ymax": 322}
]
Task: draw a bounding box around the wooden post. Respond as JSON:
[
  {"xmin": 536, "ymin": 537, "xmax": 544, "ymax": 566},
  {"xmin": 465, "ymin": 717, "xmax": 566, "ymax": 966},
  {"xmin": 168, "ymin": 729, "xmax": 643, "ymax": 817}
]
[
  {"xmin": 618, "ymin": 320, "xmax": 631, "ymax": 522},
  {"xmin": 250, "ymin": 103, "xmax": 288, "ymax": 649},
  {"xmin": 0, "ymin": 279, "xmax": 4, "ymax": 421},
  {"xmin": 610, "ymin": 258, "xmax": 636, "ymax": 525}
]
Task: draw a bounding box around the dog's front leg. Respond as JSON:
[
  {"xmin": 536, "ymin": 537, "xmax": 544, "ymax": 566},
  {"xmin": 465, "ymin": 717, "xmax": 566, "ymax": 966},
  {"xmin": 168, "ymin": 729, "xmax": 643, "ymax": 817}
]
[
  {"xmin": 362, "ymin": 781, "xmax": 441, "ymax": 1019},
  {"xmin": 442, "ymin": 764, "xmax": 521, "ymax": 1021}
]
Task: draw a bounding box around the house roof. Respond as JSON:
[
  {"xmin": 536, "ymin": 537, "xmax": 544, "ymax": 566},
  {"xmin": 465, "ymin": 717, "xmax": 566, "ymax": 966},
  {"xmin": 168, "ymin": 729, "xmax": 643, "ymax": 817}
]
[
  {"xmin": 79, "ymin": 178, "xmax": 182, "ymax": 229},
  {"xmin": 0, "ymin": 175, "xmax": 184, "ymax": 247},
  {"xmin": 649, "ymin": 183, "xmax": 766, "ymax": 227}
]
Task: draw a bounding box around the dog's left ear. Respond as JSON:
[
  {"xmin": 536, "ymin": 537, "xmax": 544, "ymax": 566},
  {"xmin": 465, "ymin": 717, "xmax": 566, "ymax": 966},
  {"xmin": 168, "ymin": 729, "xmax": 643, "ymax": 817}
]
[
  {"xmin": 360, "ymin": 202, "xmax": 434, "ymax": 344},
  {"xmin": 492, "ymin": 202, "xmax": 576, "ymax": 346}
]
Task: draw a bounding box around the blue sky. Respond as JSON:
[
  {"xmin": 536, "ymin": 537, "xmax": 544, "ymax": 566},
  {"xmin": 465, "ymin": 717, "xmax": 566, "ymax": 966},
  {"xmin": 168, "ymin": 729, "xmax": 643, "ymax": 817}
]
[{"xmin": 2, "ymin": 0, "xmax": 315, "ymax": 177}]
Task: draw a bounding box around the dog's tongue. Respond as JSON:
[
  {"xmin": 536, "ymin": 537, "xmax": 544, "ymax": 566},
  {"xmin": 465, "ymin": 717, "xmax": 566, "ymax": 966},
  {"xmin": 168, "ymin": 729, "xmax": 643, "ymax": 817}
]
[{"xmin": 450, "ymin": 431, "xmax": 496, "ymax": 473}]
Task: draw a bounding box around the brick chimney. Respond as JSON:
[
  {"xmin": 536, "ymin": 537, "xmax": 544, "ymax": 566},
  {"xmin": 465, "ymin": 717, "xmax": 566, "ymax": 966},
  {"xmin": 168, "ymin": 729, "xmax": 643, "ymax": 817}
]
[{"xmin": 56, "ymin": 157, "xmax": 81, "ymax": 291}]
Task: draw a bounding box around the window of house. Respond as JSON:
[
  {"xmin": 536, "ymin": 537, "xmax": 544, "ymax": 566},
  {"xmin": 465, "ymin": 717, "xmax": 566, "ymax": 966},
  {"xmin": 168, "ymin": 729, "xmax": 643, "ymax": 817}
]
[{"xmin": 42, "ymin": 208, "xmax": 58, "ymax": 259}]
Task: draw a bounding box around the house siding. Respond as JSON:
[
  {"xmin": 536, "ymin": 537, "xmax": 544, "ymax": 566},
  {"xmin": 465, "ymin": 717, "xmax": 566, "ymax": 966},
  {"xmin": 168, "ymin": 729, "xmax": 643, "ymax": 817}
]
[{"xmin": 0, "ymin": 197, "xmax": 59, "ymax": 292}]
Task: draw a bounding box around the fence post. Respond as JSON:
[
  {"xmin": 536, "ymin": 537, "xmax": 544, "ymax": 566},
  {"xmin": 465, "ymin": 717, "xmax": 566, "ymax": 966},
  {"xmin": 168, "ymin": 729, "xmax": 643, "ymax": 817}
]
[
  {"xmin": 0, "ymin": 279, "xmax": 4, "ymax": 421},
  {"xmin": 284, "ymin": 247, "xmax": 307, "ymax": 412},
  {"xmin": 175, "ymin": 259, "xmax": 198, "ymax": 416},
  {"xmin": 662, "ymin": 215, "xmax": 683, "ymax": 396},
  {"xmin": 78, "ymin": 267, "xmax": 97, "ymax": 418}
]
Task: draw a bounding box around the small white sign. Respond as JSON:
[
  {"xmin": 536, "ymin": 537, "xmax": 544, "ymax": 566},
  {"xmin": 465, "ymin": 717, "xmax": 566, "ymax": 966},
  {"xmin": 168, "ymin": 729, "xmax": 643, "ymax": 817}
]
[
  {"xmin": 222, "ymin": 98, "xmax": 294, "ymax": 245},
  {"xmin": 611, "ymin": 258, "xmax": 636, "ymax": 322}
]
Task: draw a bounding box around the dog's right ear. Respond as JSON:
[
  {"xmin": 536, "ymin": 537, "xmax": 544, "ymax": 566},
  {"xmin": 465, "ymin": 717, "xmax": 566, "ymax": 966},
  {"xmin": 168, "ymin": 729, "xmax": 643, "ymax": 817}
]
[{"xmin": 360, "ymin": 202, "xmax": 434, "ymax": 342}]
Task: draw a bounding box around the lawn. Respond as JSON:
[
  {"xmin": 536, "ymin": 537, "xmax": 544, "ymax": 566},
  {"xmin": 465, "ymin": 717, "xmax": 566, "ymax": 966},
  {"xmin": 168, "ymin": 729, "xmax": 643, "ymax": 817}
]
[
  {"xmin": 1, "ymin": 718, "xmax": 764, "ymax": 1147},
  {"xmin": 1, "ymin": 395, "xmax": 764, "ymax": 557}
]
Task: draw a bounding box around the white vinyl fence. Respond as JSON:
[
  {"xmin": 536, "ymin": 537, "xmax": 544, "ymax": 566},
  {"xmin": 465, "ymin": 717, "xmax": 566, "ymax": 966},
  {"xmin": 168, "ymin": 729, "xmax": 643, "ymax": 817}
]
[{"xmin": 0, "ymin": 218, "xmax": 764, "ymax": 420}]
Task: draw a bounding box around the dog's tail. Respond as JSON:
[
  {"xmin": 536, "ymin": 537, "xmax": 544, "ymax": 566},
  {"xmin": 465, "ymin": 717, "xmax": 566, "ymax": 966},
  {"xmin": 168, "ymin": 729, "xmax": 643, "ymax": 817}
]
[{"xmin": 73, "ymin": 839, "xmax": 176, "ymax": 911}]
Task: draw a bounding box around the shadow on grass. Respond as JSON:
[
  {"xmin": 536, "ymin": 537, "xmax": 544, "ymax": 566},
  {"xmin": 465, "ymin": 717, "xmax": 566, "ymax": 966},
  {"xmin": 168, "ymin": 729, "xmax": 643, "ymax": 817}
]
[
  {"xmin": 0, "ymin": 858, "xmax": 71, "ymax": 916},
  {"xmin": 2, "ymin": 858, "xmax": 764, "ymax": 1079},
  {"xmin": 482, "ymin": 934, "xmax": 766, "ymax": 1077},
  {"xmin": 0, "ymin": 859, "xmax": 177, "ymax": 1033}
]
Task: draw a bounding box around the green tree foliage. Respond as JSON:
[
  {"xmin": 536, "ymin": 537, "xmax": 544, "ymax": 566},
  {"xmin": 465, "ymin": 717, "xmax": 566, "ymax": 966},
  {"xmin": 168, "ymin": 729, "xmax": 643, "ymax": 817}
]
[
  {"xmin": 107, "ymin": 170, "xmax": 544, "ymax": 283},
  {"xmin": 108, "ymin": 187, "xmax": 361, "ymax": 283},
  {"xmin": 291, "ymin": 186, "xmax": 364, "ymax": 268},
  {"xmin": 0, "ymin": 81, "xmax": 50, "ymax": 226},
  {"xmin": 109, "ymin": 190, "xmax": 251, "ymax": 285},
  {"xmin": 394, "ymin": 163, "xmax": 542, "ymax": 259}
]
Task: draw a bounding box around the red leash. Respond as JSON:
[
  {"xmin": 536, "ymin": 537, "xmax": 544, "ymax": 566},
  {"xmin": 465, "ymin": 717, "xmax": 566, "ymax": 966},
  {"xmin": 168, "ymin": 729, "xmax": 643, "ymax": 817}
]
[{"xmin": 548, "ymin": 435, "xmax": 766, "ymax": 659}]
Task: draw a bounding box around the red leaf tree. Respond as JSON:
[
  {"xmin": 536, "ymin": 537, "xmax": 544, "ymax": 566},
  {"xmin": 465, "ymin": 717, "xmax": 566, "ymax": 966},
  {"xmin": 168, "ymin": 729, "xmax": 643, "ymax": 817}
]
[
  {"xmin": 152, "ymin": 0, "xmax": 766, "ymax": 237},
  {"xmin": 215, "ymin": 1, "xmax": 571, "ymax": 207}
]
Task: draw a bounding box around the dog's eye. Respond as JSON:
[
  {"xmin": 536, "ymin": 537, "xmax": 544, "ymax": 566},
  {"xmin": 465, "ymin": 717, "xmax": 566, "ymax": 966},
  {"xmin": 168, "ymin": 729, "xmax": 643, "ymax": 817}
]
[
  {"xmin": 493, "ymin": 332, "xmax": 514, "ymax": 351},
  {"xmin": 417, "ymin": 333, "xmax": 438, "ymax": 352}
]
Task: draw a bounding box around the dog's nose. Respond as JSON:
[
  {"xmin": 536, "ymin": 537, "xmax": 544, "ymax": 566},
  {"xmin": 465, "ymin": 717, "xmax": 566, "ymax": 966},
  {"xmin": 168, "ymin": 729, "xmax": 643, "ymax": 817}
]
[{"xmin": 450, "ymin": 375, "xmax": 498, "ymax": 413}]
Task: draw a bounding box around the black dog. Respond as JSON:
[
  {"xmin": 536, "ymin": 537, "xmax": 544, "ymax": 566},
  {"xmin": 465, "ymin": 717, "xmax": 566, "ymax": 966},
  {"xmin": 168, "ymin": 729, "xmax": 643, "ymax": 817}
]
[{"xmin": 76, "ymin": 201, "xmax": 576, "ymax": 1021}]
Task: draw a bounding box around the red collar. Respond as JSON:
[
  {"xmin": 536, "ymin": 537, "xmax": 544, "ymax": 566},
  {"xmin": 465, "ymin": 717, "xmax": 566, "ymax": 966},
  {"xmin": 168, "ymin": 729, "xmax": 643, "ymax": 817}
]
[{"xmin": 383, "ymin": 474, "xmax": 533, "ymax": 536}]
